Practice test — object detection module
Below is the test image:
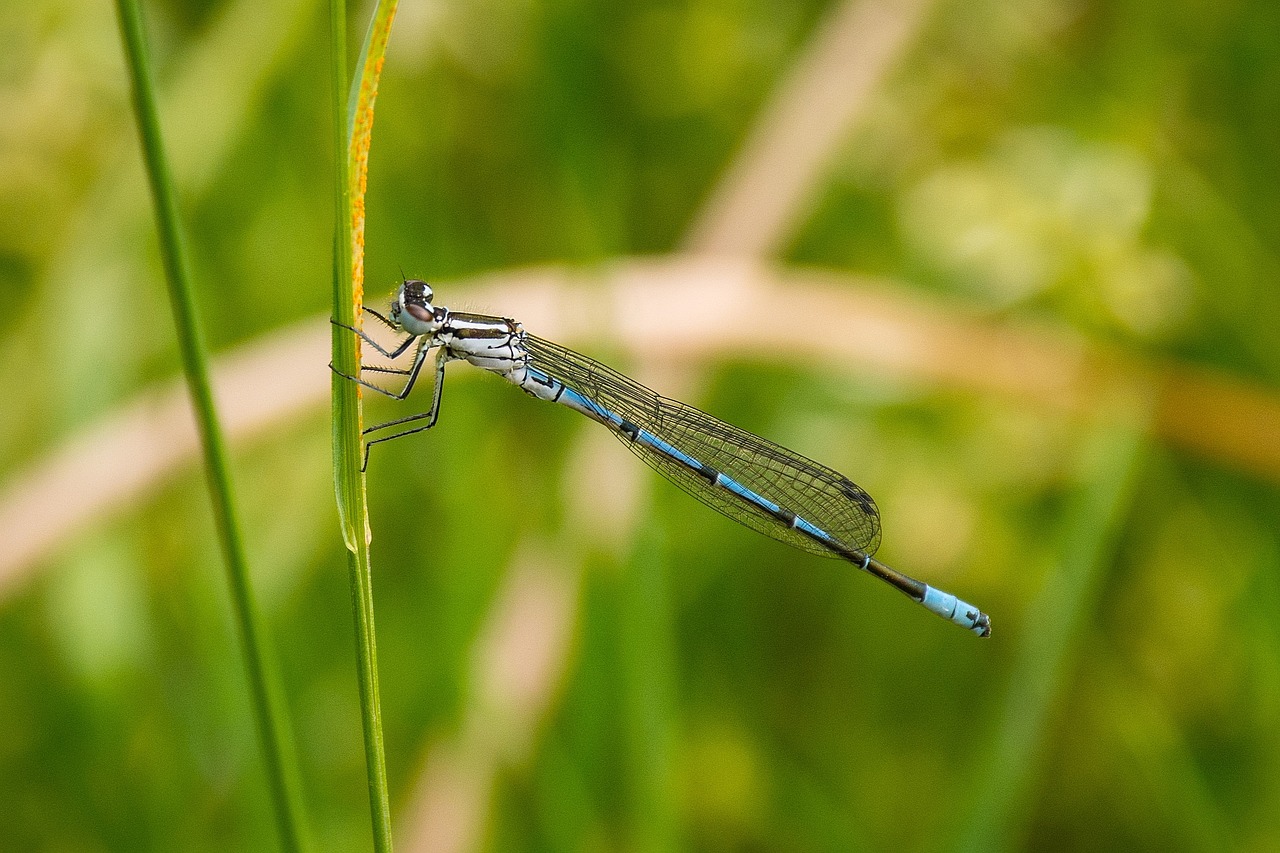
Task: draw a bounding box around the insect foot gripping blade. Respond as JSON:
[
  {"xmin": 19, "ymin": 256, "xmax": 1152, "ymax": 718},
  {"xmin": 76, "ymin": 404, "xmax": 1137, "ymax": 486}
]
[{"xmin": 921, "ymin": 585, "xmax": 992, "ymax": 637}]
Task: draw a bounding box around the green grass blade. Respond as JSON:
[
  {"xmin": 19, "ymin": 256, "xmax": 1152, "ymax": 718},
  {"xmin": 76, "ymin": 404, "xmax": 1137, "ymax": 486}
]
[
  {"xmin": 113, "ymin": 1, "xmax": 311, "ymax": 850},
  {"xmin": 330, "ymin": 0, "xmax": 399, "ymax": 850},
  {"xmin": 951, "ymin": 398, "xmax": 1153, "ymax": 853},
  {"xmin": 620, "ymin": 525, "xmax": 680, "ymax": 853}
]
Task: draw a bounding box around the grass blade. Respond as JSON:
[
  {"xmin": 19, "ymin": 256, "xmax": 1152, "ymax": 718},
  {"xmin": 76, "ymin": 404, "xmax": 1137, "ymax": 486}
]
[
  {"xmin": 330, "ymin": 0, "xmax": 399, "ymax": 849},
  {"xmin": 620, "ymin": 525, "xmax": 680, "ymax": 853},
  {"xmin": 113, "ymin": 1, "xmax": 311, "ymax": 850},
  {"xmin": 951, "ymin": 394, "xmax": 1153, "ymax": 852}
]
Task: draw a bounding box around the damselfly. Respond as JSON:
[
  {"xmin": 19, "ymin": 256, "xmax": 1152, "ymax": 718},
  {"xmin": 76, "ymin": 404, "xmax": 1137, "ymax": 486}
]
[{"xmin": 332, "ymin": 280, "xmax": 991, "ymax": 637}]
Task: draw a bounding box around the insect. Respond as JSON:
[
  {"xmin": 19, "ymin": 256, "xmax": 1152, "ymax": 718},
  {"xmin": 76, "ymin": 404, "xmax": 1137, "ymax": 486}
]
[{"xmin": 332, "ymin": 280, "xmax": 991, "ymax": 637}]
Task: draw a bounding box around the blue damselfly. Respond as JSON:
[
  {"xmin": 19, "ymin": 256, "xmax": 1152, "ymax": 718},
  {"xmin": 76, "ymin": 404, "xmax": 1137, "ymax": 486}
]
[{"xmin": 332, "ymin": 280, "xmax": 991, "ymax": 637}]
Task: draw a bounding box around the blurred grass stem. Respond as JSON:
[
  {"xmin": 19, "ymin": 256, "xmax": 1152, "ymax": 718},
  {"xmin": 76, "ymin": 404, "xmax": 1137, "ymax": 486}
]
[
  {"xmin": 952, "ymin": 396, "xmax": 1152, "ymax": 852},
  {"xmin": 621, "ymin": 527, "xmax": 680, "ymax": 853},
  {"xmin": 113, "ymin": 0, "xmax": 310, "ymax": 850}
]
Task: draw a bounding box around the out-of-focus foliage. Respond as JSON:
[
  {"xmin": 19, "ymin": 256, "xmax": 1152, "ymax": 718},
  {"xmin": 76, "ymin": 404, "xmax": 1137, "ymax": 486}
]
[{"xmin": 1, "ymin": 0, "xmax": 1278, "ymax": 850}]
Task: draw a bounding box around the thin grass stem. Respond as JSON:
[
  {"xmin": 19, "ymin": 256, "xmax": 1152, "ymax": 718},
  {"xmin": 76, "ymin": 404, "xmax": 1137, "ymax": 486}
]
[
  {"xmin": 951, "ymin": 395, "xmax": 1153, "ymax": 853},
  {"xmin": 113, "ymin": 1, "xmax": 311, "ymax": 850},
  {"xmin": 620, "ymin": 526, "xmax": 680, "ymax": 853}
]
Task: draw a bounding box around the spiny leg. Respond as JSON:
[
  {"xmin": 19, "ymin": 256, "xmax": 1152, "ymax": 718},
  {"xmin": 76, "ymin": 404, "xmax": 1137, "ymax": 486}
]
[
  {"xmin": 394, "ymin": 340, "xmax": 435, "ymax": 399},
  {"xmin": 330, "ymin": 363, "xmax": 412, "ymax": 399},
  {"xmin": 364, "ymin": 307, "xmax": 398, "ymax": 331},
  {"xmin": 363, "ymin": 350, "xmax": 446, "ymax": 434},
  {"xmin": 361, "ymin": 364, "xmax": 411, "ymax": 377},
  {"xmin": 360, "ymin": 348, "xmax": 449, "ymax": 469},
  {"xmin": 363, "ymin": 410, "xmax": 437, "ymax": 435},
  {"xmin": 329, "ymin": 337, "xmax": 431, "ymax": 400},
  {"xmin": 330, "ymin": 312, "xmax": 418, "ymax": 360},
  {"xmin": 362, "ymin": 421, "xmax": 438, "ymax": 471}
]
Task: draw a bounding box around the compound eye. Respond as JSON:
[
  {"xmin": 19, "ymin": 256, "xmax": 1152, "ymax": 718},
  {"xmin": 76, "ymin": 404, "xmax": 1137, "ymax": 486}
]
[
  {"xmin": 402, "ymin": 279, "xmax": 433, "ymax": 302},
  {"xmin": 405, "ymin": 302, "xmax": 435, "ymax": 323}
]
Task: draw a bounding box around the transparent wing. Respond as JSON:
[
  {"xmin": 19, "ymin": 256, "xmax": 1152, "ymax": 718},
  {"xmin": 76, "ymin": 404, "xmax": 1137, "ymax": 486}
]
[{"xmin": 524, "ymin": 335, "xmax": 880, "ymax": 557}]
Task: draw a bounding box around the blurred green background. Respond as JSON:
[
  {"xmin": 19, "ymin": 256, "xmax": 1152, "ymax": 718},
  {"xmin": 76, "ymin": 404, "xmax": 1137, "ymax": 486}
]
[{"xmin": 2, "ymin": 0, "xmax": 1279, "ymax": 850}]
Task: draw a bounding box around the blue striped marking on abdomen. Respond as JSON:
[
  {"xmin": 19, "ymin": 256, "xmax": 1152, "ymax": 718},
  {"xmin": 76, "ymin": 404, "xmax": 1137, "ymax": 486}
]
[
  {"xmin": 547, "ymin": 381, "xmax": 850, "ymax": 556},
  {"xmin": 521, "ymin": 365, "xmax": 992, "ymax": 631}
]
